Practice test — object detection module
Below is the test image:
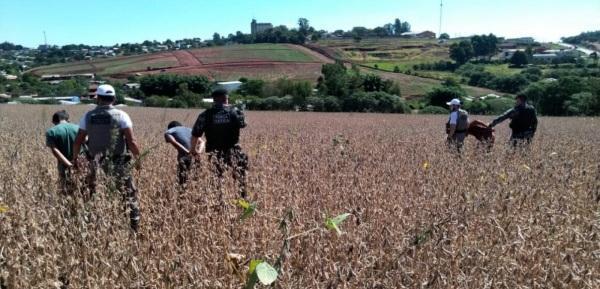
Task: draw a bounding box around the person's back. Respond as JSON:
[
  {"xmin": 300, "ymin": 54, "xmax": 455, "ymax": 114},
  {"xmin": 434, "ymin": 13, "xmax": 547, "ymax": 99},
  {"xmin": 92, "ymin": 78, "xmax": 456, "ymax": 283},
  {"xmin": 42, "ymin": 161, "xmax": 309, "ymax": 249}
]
[
  {"xmin": 72, "ymin": 84, "xmax": 141, "ymax": 232},
  {"xmin": 196, "ymin": 105, "xmax": 246, "ymax": 152},
  {"xmin": 446, "ymin": 109, "xmax": 469, "ymax": 132},
  {"xmin": 165, "ymin": 125, "xmax": 192, "ymax": 157},
  {"xmin": 191, "ymin": 88, "xmax": 249, "ymax": 198},
  {"xmin": 445, "ymin": 98, "xmax": 469, "ymax": 153},
  {"xmin": 489, "ymin": 95, "xmax": 538, "ymax": 147},
  {"xmin": 46, "ymin": 122, "xmax": 79, "ymax": 163},
  {"xmin": 165, "ymin": 122, "xmax": 195, "ymax": 186},
  {"xmin": 46, "ymin": 110, "xmax": 80, "ymax": 194},
  {"xmin": 82, "ymin": 105, "xmax": 131, "ymax": 157},
  {"xmin": 509, "ymin": 104, "xmax": 537, "ymax": 135}
]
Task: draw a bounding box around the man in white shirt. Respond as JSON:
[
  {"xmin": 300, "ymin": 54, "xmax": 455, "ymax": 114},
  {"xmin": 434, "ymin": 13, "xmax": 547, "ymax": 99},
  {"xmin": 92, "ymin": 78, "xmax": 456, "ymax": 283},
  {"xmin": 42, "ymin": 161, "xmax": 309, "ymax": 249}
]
[
  {"xmin": 72, "ymin": 84, "xmax": 142, "ymax": 232},
  {"xmin": 446, "ymin": 98, "xmax": 469, "ymax": 153}
]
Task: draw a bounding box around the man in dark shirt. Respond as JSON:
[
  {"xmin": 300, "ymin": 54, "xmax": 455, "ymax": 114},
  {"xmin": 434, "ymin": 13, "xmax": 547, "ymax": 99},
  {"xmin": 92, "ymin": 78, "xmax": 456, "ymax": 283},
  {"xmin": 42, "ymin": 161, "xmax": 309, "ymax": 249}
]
[
  {"xmin": 165, "ymin": 121, "xmax": 204, "ymax": 186},
  {"xmin": 191, "ymin": 89, "xmax": 248, "ymax": 198},
  {"xmin": 489, "ymin": 94, "xmax": 538, "ymax": 147}
]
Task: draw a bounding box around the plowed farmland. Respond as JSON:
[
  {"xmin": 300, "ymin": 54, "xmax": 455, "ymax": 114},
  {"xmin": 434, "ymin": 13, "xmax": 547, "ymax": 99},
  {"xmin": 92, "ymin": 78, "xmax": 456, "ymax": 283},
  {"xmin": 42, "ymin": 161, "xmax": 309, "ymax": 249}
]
[
  {"xmin": 1, "ymin": 105, "xmax": 598, "ymax": 288},
  {"xmin": 28, "ymin": 44, "xmax": 332, "ymax": 81}
]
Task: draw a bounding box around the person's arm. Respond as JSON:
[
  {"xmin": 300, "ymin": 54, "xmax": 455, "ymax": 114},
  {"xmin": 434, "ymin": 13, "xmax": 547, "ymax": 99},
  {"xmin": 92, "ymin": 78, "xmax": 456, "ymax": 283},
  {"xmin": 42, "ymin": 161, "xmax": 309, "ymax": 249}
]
[
  {"xmin": 447, "ymin": 112, "xmax": 457, "ymax": 138},
  {"xmin": 235, "ymin": 108, "xmax": 247, "ymax": 128},
  {"xmin": 448, "ymin": 124, "xmax": 456, "ymax": 138},
  {"xmin": 45, "ymin": 131, "xmax": 71, "ymax": 166},
  {"xmin": 165, "ymin": 134, "xmax": 190, "ymax": 154},
  {"xmin": 50, "ymin": 146, "xmax": 73, "ymax": 167},
  {"xmin": 531, "ymin": 109, "xmax": 538, "ymax": 133},
  {"xmin": 190, "ymin": 113, "xmax": 206, "ymax": 156},
  {"xmin": 190, "ymin": 136, "xmax": 207, "ymax": 155},
  {"xmin": 72, "ymin": 129, "xmax": 87, "ymax": 169},
  {"xmin": 489, "ymin": 108, "xmax": 514, "ymax": 127},
  {"xmin": 123, "ymin": 128, "xmax": 140, "ymax": 158}
]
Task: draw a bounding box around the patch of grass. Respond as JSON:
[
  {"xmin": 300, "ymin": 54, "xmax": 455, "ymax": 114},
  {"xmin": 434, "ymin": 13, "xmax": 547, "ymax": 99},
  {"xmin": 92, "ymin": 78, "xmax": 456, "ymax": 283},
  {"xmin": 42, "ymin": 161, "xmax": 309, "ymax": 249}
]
[
  {"xmin": 483, "ymin": 64, "xmax": 523, "ymax": 76},
  {"xmin": 199, "ymin": 44, "xmax": 317, "ymax": 63},
  {"xmin": 103, "ymin": 59, "xmax": 179, "ymax": 74}
]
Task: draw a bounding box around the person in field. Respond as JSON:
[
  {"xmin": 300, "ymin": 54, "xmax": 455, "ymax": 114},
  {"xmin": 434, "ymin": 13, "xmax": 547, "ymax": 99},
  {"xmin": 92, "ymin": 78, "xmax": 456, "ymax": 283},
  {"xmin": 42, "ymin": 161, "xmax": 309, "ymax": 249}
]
[
  {"xmin": 72, "ymin": 84, "xmax": 142, "ymax": 232},
  {"xmin": 165, "ymin": 121, "xmax": 204, "ymax": 186},
  {"xmin": 446, "ymin": 98, "xmax": 470, "ymax": 152},
  {"xmin": 488, "ymin": 94, "xmax": 538, "ymax": 147},
  {"xmin": 46, "ymin": 110, "xmax": 80, "ymax": 194},
  {"xmin": 190, "ymin": 89, "xmax": 249, "ymax": 198}
]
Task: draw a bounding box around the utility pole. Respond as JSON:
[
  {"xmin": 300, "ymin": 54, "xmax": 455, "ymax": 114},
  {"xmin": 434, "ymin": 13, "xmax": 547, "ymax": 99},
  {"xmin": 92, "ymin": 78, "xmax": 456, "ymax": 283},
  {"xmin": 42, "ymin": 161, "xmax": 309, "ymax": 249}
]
[
  {"xmin": 439, "ymin": 0, "xmax": 443, "ymax": 37},
  {"xmin": 43, "ymin": 31, "xmax": 47, "ymax": 46}
]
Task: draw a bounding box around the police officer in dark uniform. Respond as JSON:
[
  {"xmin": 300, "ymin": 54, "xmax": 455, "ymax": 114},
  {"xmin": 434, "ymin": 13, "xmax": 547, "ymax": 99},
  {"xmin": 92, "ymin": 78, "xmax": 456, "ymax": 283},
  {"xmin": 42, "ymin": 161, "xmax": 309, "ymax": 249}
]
[
  {"xmin": 190, "ymin": 89, "xmax": 248, "ymax": 198},
  {"xmin": 489, "ymin": 94, "xmax": 538, "ymax": 147}
]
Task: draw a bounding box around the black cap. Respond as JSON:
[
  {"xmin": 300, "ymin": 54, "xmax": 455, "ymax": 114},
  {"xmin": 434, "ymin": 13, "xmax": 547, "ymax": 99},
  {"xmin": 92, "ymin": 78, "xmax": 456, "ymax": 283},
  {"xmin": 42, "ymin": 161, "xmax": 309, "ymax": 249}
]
[
  {"xmin": 516, "ymin": 94, "xmax": 527, "ymax": 101},
  {"xmin": 211, "ymin": 88, "xmax": 228, "ymax": 98}
]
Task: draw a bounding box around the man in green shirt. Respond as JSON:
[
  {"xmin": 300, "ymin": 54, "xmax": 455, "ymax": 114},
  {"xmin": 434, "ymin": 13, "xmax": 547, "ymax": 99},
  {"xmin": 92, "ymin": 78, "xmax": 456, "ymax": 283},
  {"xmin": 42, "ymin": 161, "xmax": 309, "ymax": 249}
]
[{"xmin": 46, "ymin": 110, "xmax": 80, "ymax": 194}]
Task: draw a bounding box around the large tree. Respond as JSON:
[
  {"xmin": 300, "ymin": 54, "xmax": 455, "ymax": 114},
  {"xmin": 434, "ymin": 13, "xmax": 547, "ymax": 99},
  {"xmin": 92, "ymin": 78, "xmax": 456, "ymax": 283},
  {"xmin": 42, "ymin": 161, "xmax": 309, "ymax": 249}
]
[
  {"xmin": 298, "ymin": 18, "xmax": 310, "ymax": 36},
  {"xmin": 450, "ymin": 41, "xmax": 474, "ymax": 65},
  {"xmin": 400, "ymin": 21, "xmax": 411, "ymax": 33},
  {"xmin": 510, "ymin": 50, "xmax": 529, "ymax": 67},
  {"xmin": 470, "ymin": 34, "xmax": 498, "ymax": 57},
  {"xmin": 394, "ymin": 18, "xmax": 402, "ymax": 36}
]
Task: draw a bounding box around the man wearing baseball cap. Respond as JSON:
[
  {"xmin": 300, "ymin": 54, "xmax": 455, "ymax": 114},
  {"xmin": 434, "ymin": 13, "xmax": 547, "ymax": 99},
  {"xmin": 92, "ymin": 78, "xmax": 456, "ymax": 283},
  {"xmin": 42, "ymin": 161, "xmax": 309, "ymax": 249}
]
[
  {"xmin": 72, "ymin": 84, "xmax": 142, "ymax": 232},
  {"xmin": 446, "ymin": 98, "xmax": 469, "ymax": 152}
]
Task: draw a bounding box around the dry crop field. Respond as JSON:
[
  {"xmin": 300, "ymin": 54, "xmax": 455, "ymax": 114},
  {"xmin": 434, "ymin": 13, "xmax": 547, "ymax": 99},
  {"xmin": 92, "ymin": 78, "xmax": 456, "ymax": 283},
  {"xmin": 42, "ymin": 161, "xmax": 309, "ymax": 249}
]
[{"xmin": 1, "ymin": 105, "xmax": 599, "ymax": 288}]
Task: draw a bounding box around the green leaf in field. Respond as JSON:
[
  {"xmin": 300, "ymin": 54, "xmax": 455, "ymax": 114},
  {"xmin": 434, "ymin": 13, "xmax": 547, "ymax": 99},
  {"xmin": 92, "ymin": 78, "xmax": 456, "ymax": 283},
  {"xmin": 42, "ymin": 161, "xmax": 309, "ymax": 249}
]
[
  {"xmin": 244, "ymin": 259, "xmax": 263, "ymax": 289},
  {"xmin": 248, "ymin": 259, "xmax": 262, "ymax": 276},
  {"xmin": 256, "ymin": 262, "xmax": 278, "ymax": 285},
  {"xmin": 325, "ymin": 219, "xmax": 341, "ymax": 235},
  {"xmin": 325, "ymin": 213, "xmax": 351, "ymax": 235},
  {"xmin": 236, "ymin": 199, "xmax": 250, "ymax": 209},
  {"xmin": 331, "ymin": 213, "xmax": 351, "ymax": 225},
  {"xmin": 244, "ymin": 272, "xmax": 258, "ymax": 289},
  {"xmin": 241, "ymin": 202, "xmax": 257, "ymax": 220}
]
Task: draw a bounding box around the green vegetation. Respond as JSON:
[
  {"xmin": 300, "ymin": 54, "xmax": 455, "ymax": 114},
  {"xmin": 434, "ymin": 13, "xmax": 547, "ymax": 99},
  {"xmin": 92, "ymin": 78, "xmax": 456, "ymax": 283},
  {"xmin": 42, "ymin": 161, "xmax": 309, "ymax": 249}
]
[
  {"xmin": 562, "ymin": 30, "xmax": 600, "ymax": 45},
  {"xmin": 237, "ymin": 62, "xmax": 407, "ymax": 113},
  {"xmin": 483, "ymin": 64, "xmax": 523, "ymax": 76},
  {"xmin": 200, "ymin": 44, "xmax": 316, "ymax": 63}
]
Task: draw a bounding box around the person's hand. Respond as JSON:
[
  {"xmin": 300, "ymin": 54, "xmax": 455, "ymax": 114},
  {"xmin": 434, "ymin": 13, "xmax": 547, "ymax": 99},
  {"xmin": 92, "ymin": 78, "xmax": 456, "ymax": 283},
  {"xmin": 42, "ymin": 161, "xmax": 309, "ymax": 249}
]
[
  {"xmin": 73, "ymin": 157, "xmax": 81, "ymax": 170},
  {"xmin": 134, "ymin": 158, "xmax": 142, "ymax": 171}
]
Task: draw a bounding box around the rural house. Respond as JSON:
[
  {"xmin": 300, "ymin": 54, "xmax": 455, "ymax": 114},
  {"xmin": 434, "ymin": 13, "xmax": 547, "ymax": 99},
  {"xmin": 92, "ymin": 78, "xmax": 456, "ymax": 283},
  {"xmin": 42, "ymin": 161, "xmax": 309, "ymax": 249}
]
[
  {"xmin": 217, "ymin": 81, "xmax": 243, "ymax": 92},
  {"xmin": 532, "ymin": 53, "xmax": 558, "ymax": 63},
  {"xmin": 400, "ymin": 31, "xmax": 436, "ymax": 39}
]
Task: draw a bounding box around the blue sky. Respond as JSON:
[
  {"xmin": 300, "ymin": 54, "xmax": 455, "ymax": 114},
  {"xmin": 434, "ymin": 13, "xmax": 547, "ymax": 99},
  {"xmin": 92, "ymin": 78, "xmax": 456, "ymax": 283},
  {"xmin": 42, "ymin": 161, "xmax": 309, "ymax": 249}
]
[{"xmin": 1, "ymin": 0, "xmax": 599, "ymax": 47}]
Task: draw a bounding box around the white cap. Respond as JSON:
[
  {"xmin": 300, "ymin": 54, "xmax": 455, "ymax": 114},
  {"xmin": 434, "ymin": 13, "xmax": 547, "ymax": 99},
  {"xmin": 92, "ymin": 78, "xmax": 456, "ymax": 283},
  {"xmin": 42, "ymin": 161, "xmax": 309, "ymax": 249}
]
[
  {"xmin": 446, "ymin": 98, "xmax": 461, "ymax": 106},
  {"xmin": 96, "ymin": 84, "xmax": 116, "ymax": 98}
]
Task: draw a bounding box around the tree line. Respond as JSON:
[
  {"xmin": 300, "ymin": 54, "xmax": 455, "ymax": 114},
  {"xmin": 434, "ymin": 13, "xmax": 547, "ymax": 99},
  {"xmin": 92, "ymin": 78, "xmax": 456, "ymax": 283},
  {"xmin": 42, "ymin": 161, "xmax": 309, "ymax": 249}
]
[{"xmin": 562, "ymin": 31, "xmax": 600, "ymax": 45}]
